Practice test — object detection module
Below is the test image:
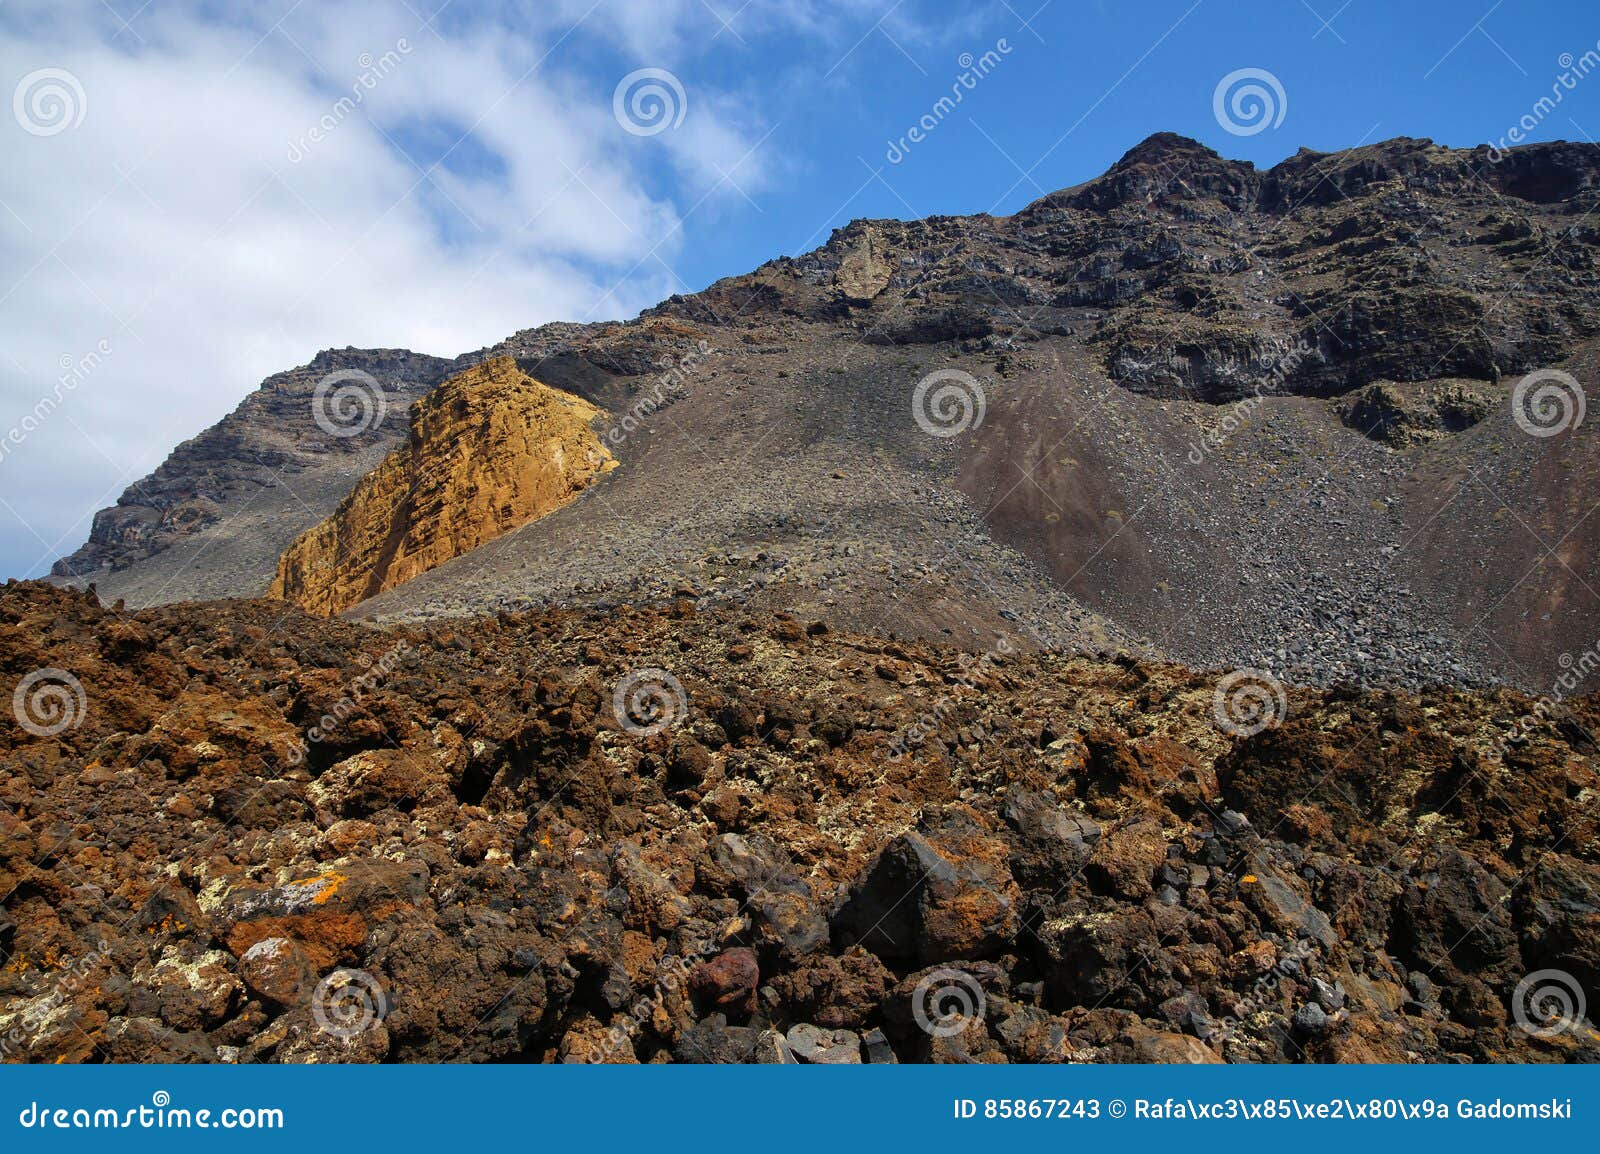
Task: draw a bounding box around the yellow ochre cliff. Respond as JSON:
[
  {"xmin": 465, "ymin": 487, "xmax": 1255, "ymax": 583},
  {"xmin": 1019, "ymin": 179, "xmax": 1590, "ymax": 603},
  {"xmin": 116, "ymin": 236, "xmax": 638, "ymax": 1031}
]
[{"xmin": 270, "ymin": 356, "xmax": 615, "ymax": 615}]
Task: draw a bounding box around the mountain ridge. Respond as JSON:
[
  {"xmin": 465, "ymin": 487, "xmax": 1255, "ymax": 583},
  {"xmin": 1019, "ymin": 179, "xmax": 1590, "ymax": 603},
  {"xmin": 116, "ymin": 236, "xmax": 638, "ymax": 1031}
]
[{"xmin": 51, "ymin": 132, "xmax": 1600, "ymax": 692}]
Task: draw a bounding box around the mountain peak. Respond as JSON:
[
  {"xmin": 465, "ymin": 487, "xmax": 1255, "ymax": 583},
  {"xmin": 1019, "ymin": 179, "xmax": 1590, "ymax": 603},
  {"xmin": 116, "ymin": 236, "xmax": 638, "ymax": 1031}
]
[
  {"xmin": 1110, "ymin": 131, "xmax": 1226, "ymax": 170},
  {"xmin": 1031, "ymin": 131, "xmax": 1254, "ymax": 213}
]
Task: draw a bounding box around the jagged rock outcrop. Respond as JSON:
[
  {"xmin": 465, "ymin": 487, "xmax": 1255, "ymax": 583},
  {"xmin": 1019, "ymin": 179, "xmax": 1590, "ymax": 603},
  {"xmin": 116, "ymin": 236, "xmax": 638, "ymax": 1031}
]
[
  {"xmin": 1339, "ymin": 380, "xmax": 1492, "ymax": 446},
  {"xmin": 832, "ymin": 225, "xmax": 894, "ymax": 303},
  {"xmin": 270, "ymin": 356, "xmax": 614, "ymax": 616}
]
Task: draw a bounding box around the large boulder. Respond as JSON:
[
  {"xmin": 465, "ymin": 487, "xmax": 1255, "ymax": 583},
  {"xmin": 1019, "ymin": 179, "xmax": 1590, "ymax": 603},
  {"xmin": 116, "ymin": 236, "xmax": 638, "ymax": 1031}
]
[
  {"xmin": 1396, "ymin": 848, "xmax": 1521, "ymax": 987},
  {"xmin": 1514, "ymin": 854, "xmax": 1600, "ymax": 992},
  {"xmin": 832, "ymin": 806, "xmax": 1020, "ymax": 965}
]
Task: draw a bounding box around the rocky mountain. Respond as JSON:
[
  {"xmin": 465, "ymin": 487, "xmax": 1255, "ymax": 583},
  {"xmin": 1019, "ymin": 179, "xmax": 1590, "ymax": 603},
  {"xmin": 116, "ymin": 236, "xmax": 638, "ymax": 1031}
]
[
  {"xmin": 52, "ymin": 133, "xmax": 1600, "ymax": 692},
  {"xmin": 11, "ymin": 132, "xmax": 1600, "ymax": 1068},
  {"xmin": 270, "ymin": 357, "xmax": 616, "ymax": 617},
  {"xmin": 50, "ymin": 347, "xmax": 462, "ymax": 602},
  {"xmin": 1, "ymin": 582, "xmax": 1595, "ymax": 1063}
]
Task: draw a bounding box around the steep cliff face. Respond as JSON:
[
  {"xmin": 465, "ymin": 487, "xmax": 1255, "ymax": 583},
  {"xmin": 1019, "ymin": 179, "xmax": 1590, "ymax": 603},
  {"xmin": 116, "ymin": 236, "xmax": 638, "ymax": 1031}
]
[
  {"xmin": 270, "ymin": 356, "xmax": 614, "ymax": 615},
  {"xmin": 49, "ymin": 347, "xmax": 460, "ymax": 602}
]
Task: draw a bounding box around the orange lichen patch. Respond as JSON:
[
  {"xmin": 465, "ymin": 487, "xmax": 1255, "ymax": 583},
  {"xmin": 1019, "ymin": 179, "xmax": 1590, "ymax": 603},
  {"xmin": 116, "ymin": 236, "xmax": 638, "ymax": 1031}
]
[
  {"xmin": 1281, "ymin": 802, "xmax": 1334, "ymax": 844},
  {"xmin": 1240, "ymin": 874, "xmax": 1258, "ymax": 884},
  {"xmin": 281, "ymin": 868, "xmax": 349, "ymax": 906},
  {"xmin": 1233, "ymin": 938, "xmax": 1279, "ymax": 975},
  {"xmin": 226, "ymin": 913, "xmax": 368, "ymax": 972}
]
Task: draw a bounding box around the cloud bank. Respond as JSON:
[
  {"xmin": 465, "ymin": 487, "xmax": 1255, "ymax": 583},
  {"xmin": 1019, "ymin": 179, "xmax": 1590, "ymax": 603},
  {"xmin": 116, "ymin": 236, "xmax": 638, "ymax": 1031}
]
[{"xmin": 0, "ymin": 0, "xmax": 803, "ymax": 577}]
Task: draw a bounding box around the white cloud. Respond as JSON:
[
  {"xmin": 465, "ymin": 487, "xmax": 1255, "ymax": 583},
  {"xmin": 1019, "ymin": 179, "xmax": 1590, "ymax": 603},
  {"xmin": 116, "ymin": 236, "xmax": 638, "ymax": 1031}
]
[{"xmin": 0, "ymin": 0, "xmax": 782, "ymax": 577}]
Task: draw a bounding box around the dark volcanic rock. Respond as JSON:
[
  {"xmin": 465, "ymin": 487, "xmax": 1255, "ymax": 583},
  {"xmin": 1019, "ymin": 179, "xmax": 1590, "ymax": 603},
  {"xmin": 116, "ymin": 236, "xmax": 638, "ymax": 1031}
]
[
  {"xmin": 832, "ymin": 806, "xmax": 1021, "ymax": 964},
  {"xmin": 6, "ymin": 474, "xmax": 1600, "ymax": 1066}
]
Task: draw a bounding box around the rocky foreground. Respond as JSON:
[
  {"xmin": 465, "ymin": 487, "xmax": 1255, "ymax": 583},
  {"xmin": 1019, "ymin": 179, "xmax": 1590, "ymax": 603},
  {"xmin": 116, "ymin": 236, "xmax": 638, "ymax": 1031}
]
[{"xmin": 1, "ymin": 581, "xmax": 1597, "ymax": 1063}]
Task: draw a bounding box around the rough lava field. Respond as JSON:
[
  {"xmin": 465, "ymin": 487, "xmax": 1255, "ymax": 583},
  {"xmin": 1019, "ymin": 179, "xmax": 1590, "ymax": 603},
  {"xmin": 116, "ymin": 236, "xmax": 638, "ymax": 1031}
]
[{"xmin": 2, "ymin": 583, "xmax": 1598, "ymax": 1064}]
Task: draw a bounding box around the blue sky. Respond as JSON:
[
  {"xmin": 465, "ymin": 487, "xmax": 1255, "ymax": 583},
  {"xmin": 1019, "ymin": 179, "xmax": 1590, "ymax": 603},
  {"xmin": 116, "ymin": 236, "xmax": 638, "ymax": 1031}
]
[{"xmin": 2, "ymin": 0, "xmax": 1598, "ymax": 579}]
